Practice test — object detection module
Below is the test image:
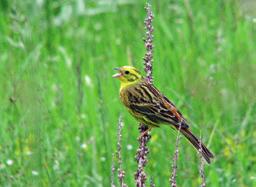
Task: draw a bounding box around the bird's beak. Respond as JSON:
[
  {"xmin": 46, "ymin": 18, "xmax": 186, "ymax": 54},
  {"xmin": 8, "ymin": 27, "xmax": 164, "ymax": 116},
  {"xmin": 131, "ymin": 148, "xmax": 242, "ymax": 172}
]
[{"xmin": 112, "ymin": 67, "xmax": 122, "ymax": 78}]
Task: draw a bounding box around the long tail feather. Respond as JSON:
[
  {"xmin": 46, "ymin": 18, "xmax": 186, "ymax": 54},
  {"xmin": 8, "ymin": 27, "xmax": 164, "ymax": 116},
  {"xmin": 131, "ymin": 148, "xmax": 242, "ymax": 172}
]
[{"xmin": 178, "ymin": 127, "xmax": 214, "ymax": 164}]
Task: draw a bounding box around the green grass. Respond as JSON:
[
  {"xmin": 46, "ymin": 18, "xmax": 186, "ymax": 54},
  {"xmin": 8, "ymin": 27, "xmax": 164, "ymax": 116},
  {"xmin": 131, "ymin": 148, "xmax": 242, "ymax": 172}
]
[{"xmin": 0, "ymin": 0, "xmax": 256, "ymax": 186}]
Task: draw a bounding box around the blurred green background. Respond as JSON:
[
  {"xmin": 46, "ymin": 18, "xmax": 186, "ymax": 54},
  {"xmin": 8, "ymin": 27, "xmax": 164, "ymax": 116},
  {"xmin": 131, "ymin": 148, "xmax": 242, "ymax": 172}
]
[{"xmin": 0, "ymin": 0, "xmax": 256, "ymax": 186}]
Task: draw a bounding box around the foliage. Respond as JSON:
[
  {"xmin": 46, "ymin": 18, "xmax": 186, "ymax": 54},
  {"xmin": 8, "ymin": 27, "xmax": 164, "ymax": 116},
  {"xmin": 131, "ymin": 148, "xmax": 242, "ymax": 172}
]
[{"xmin": 0, "ymin": 0, "xmax": 256, "ymax": 186}]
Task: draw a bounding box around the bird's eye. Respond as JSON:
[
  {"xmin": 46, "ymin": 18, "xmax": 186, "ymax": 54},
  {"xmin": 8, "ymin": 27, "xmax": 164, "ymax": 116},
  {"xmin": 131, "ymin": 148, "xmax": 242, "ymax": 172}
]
[{"xmin": 124, "ymin": 71, "xmax": 129, "ymax": 74}]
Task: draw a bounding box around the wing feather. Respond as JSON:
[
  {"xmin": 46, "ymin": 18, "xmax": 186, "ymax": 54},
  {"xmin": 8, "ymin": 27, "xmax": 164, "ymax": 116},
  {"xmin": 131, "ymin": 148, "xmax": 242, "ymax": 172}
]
[{"xmin": 126, "ymin": 81, "xmax": 188, "ymax": 129}]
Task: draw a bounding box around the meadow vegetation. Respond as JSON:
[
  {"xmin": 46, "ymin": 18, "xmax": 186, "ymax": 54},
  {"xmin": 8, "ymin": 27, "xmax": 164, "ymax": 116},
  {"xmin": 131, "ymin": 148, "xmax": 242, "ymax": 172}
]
[{"xmin": 0, "ymin": 0, "xmax": 256, "ymax": 186}]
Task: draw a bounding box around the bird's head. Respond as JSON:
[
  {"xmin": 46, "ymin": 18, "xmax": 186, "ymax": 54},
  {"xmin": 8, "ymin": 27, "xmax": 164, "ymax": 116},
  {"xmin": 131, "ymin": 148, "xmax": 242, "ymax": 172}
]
[{"xmin": 112, "ymin": 66, "xmax": 143, "ymax": 87}]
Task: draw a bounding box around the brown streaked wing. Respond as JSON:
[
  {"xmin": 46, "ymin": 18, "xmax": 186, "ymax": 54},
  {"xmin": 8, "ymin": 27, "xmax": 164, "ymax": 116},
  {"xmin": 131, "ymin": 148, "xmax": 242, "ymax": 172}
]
[{"xmin": 126, "ymin": 80, "xmax": 188, "ymax": 128}]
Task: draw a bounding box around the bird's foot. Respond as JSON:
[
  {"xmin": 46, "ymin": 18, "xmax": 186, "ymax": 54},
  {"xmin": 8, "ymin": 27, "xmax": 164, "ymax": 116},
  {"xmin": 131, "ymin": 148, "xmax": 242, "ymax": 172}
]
[{"xmin": 138, "ymin": 127, "xmax": 152, "ymax": 140}]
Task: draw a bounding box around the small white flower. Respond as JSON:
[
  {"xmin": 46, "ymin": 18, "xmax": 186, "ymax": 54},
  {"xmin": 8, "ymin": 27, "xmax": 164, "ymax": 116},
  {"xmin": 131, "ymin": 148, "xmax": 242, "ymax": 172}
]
[
  {"xmin": 80, "ymin": 143, "xmax": 88, "ymax": 150},
  {"xmin": 6, "ymin": 159, "xmax": 13, "ymax": 166},
  {"xmin": 32, "ymin": 170, "xmax": 39, "ymax": 176},
  {"xmin": 250, "ymin": 176, "xmax": 256, "ymax": 180},
  {"xmin": 80, "ymin": 114, "xmax": 86, "ymax": 119},
  {"xmin": 25, "ymin": 150, "xmax": 33, "ymax": 156},
  {"xmin": 100, "ymin": 157, "xmax": 106, "ymax": 162},
  {"xmin": 66, "ymin": 58, "xmax": 72, "ymax": 68},
  {"xmin": 127, "ymin": 144, "xmax": 133, "ymax": 150},
  {"xmin": 36, "ymin": 0, "xmax": 44, "ymax": 7},
  {"xmin": 231, "ymin": 178, "xmax": 237, "ymax": 183},
  {"xmin": 84, "ymin": 75, "xmax": 92, "ymax": 87}
]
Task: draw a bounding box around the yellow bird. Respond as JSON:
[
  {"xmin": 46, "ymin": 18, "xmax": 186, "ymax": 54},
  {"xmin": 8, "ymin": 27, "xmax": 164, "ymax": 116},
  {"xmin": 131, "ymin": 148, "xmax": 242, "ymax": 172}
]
[{"xmin": 113, "ymin": 65, "xmax": 214, "ymax": 163}]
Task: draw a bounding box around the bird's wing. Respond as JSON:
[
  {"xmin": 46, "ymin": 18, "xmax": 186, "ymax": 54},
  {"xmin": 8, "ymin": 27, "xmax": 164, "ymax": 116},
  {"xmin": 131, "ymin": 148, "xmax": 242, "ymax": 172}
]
[{"xmin": 127, "ymin": 81, "xmax": 188, "ymax": 128}]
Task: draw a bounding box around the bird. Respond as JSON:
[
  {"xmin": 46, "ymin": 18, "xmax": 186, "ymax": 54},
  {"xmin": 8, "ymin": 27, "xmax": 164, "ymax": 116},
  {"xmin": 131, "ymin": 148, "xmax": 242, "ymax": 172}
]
[{"xmin": 112, "ymin": 65, "xmax": 214, "ymax": 163}]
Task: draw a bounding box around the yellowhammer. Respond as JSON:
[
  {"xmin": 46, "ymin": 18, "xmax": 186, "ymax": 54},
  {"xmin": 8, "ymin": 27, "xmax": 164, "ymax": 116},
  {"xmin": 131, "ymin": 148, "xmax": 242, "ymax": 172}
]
[{"xmin": 113, "ymin": 65, "xmax": 214, "ymax": 163}]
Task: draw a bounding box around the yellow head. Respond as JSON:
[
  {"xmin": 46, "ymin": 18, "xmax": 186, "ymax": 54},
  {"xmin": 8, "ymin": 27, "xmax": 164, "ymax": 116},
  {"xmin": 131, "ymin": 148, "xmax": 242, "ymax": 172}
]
[{"xmin": 112, "ymin": 66, "xmax": 143, "ymax": 89}]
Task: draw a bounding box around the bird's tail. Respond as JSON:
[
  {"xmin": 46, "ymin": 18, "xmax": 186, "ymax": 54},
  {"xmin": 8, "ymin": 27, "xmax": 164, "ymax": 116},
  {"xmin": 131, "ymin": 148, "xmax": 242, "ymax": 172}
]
[{"xmin": 178, "ymin": 127, "xmax": 214, "ymax": 164}]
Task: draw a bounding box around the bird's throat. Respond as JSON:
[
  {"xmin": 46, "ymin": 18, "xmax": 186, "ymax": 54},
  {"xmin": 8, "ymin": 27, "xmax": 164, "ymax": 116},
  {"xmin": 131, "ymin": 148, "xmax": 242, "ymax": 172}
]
[{"xmin": 120, "ymin": 79, "xmax": 141, "ymax": 92}]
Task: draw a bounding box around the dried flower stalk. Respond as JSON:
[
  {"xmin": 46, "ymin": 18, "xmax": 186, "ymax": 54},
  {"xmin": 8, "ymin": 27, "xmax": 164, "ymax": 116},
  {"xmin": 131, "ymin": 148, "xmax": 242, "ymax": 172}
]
[
  {"xmin": 134, "ymin": 3, "xmax": 154, "ymax": 187},
  {"xmin": 111, "ymin": 153, "xmax": 116, "ymax": 187},
  {"xmin": 117, "ymin": 116, "xmax": 127, "ymax": 187},
  {"xmin": 150, "ymin": 177, "xmax": 156, "ymax": 187},
  {"xmin": 112, "ymin": 115, "xmax": 127, "ymax": 187},
  {"xmin": 135, "ymin": 124, "xmax": 151, "ymax": 187},
  {"xmin": 143, "ymin": 3, "xmax": 154, "ymax": 84},
  {"xmin": 170, "ymin": 123, "xmax": 182, "ymax": 187}
]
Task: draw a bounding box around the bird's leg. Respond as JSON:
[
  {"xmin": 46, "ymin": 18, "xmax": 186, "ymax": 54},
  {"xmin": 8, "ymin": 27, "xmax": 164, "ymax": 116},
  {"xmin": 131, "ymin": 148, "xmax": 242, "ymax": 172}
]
[{"xmin": 138, "ymin": 126, "xmax": 152, "ymax": 139}]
